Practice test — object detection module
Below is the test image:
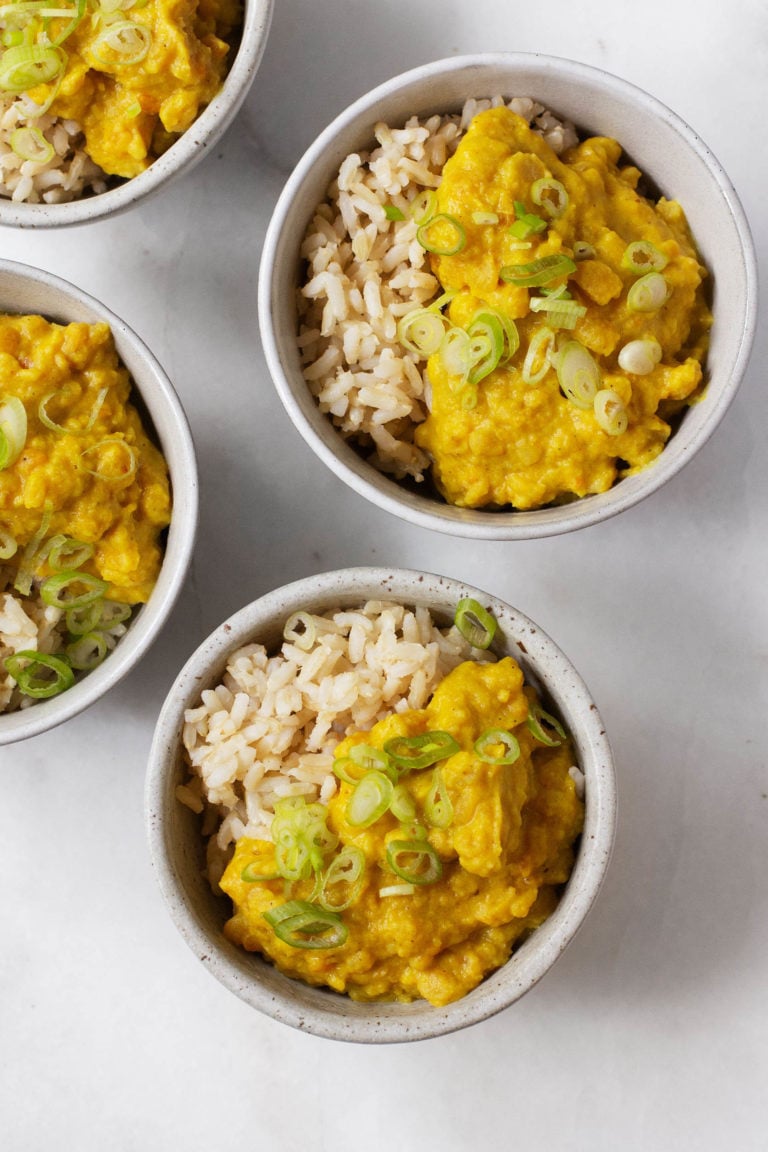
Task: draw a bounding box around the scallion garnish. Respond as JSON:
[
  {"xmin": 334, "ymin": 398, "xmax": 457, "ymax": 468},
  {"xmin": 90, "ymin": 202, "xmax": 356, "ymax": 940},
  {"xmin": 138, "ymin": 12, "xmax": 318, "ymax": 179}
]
[
  {"xmin": 529, "ymin": 295, "xmax": 586, "ymax": 330},
  {"xmin": 621, "ymin": 240, "xmax": 668, "ymax": 275},
  {"xmin": 348, "ymin": 742, "xmax": 396, "ymax": 780},
  {"xmin": 384, "ymin": 204, "xmax": 405, "ymax": 222},
  {"xmin": 346, "ymin": 770, "xmax": 394, "ymax": 827},
  {"xmin": 509, "ymin": 199, "xmax": 547, "ymax": 239},
  {"xmin": 397, "ymin": 308, "xmax": 447, "ymax": 358},
  {"xmin": 556, "ymin": 340, "xmax": 601, "ymax": 409},
  {"xmin": 593, "ymin": 388, "xmax": 628, "ymax": 436},
  {"xmin": 262, "ymin": 900, "xmax": 348, "ymax": 950},
  {"xmin": 65, "ymin": 631, "xmax": 108, "ymax": 671},
  {"xmin": 46, "ymin": 535, "xmax": 93, "ymax": 572},
  {"xmin": 531, "ymin": 177, "xmax": 569, "ymax": 218},
  {"xmin": 424, "ymin": 766, "xmax": 453, "ymax": 828},
  {"xmin": 13, "ymin": 506, "xmax": 51, "ymax": 595},
  {"xmin": 379, "ymin": 883, "xmax": 415, "ymax": 898},
  {"xmin": 92, "ymin": 20, "xmax": 151, "ymax": 65},
  {"xmin": 0, "ymin": 44, "xmax": 65, "ymax": 91},
  {"xmin": 283, "ymin": 610, "xmax": 316, "ymax": 652},
  {"xmin": 471, "ymin": 210, "xmax": 499, "ymax": 225},
  {"xmin": 526, "ymin": 704, "xmax": 567, "ymax": 747},
  {"xmin": 4, "ymin": 650, "xmax": 74, "ymax": 698},
  {"xmin": 626, "ymin": 272, "xmax": 668, "ymax": 313},
  {"xmin": 0, "ymin": 394, "xmax": 27, "ymax": 470},
  {"xmin": 500, "ymin": 254, "xmax": 576, "ymax": 287},
  {"xmin": 454, "ymin": 597, "xmax": 497, "ymax": 649},
  {"xmin": 383, "ymin": 730, "xmax": 459, "ymax": 772},
  {"xmin": 241, "ymin": 857, "xmax": 281, "ymax": 883},
  {"xmin": 522, "ymin": 326, "xmax": 556, "ymax": 385},
  {"xmin": 317, "ymin": 846, "xmax": 365, "ymax": 912},
  {"xmin": 0, "ymin": 529, "xmax": 17, "ymax": 560},
  {"xmin": 40, "ymin": 570, "xmax": 109, "ymax": 609},
  {"xmin": 474, "ymin": 728, "xmax": 520, "ymax": 765},
  {"xmin": 617, "ymin": 338, "xmax": 662, "ymax": 375},
  {"xmin": 78, "ymin": 438, "xmax": 137, "ymax": 482},
  {"xmin": 573, "ymin": 241, "xmax": 596, "ymax": 261},
  {"xmin": 416, "ymin": 213, "xmax": 467, "ymax": 256},
  {"xmin": 389, "ymin": 783, "xmax": 417, "ymax": 823},
  {"xmin": 38, "ymin": 385, "xmax": 108, "ymax": 435},
  {"xmin": 10, "ymin": 124, "xmax": 52, "ymax": 164},
  {"xmin": 385, "ymin": 839, "xmax": 442, "ymax": 886},
  {"xmin": 271, "ymin": 797, "xmax": 338, "ymax": 882}
]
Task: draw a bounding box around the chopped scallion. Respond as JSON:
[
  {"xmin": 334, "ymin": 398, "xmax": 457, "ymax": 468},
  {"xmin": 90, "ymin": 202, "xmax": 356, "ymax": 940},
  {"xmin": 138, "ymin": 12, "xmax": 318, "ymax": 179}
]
[
  {"xmin": 454, "ymin": 597, "xmax": 497, "ymax": 649},
  {"xmin": 500, "ymin": 254, "xmax": 576, "ymax": 287},
  {"xmin": 474, "ymin": 728, "xmax": 520, "ymax": 765},
  {"xmin": 416, "ymin": 213, "xmax": 467, "ymax": 256}
]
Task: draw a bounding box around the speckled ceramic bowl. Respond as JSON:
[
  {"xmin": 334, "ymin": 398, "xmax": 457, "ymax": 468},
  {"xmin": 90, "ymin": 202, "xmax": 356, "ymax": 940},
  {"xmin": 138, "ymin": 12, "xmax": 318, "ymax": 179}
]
[
  {"xmin": 146, "ymin": 567, "xmax": 616, "ymax": 1043},
  {"xmin": 0, "ymin": 0, "xmax": 274, "ymax": 227},
  {"xmin": 0, "ymin": 259, "xmax": 197, "ymax": 744},
  {"xmin": 259, "ymin": 53, "xmax": 757, "ymax": 540}
]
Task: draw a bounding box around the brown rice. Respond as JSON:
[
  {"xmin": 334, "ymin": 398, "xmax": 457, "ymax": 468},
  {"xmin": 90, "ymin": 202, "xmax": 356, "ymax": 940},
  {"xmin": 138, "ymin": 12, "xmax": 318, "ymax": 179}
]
[{"xmin": 0, "ymin": 97, "xmax": 107, "ymax": 204}]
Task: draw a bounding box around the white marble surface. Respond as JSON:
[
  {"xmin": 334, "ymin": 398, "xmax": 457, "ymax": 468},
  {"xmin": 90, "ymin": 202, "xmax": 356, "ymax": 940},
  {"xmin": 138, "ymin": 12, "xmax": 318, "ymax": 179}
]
[{"xmin": 2, "ymin": 1, "xmax": 767, "ymax": 1148}]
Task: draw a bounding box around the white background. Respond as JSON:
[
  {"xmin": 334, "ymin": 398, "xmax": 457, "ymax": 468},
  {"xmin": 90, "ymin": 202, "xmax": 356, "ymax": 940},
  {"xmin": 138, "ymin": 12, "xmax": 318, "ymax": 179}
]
[{"xmin": 2, "ymin": 1, "xmax": 767, "ymax": 1149}]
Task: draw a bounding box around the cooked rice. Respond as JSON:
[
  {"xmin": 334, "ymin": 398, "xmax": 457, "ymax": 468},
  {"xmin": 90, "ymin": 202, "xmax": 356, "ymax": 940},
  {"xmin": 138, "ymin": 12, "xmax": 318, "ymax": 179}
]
[
  {"xmin": 0, "ymin": 566, "xmax": 128, "ymax": 710},
  {"xmin": 298, "ymin": 96, "xmax": 578, "ymax": 481},
  {"xmin": 180, "ymin": 600, "xmax": 491, "ymax": 887},
  {"xmin": 0, "ymin": 97, "xmax": 108, "ymax": 204}
]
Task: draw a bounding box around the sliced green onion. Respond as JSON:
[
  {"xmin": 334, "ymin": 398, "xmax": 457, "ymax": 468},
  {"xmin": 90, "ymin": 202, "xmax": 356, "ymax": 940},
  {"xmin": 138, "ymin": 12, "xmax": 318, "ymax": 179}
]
[
  {"xmin": 466, "ymin": 311, "xmax": 504, "ymax": 385},
  {"xmin": 38, "ymin": 386, "xmax": 108, "ymax": 436},
  {"xmin": 263, "ymin": 900, "xmax": 347, "ymax": 950},
  {"xmin": 13, "ymin": 505, "xmax": 51, "ymax": 595},
  {"xmin": 346, "ymin": 770, "xmax": 393, "ymax": 828},
  {"xmin": 4, "ymin": 650, "xmax": 74, "ymax": 698},
  {"xmin": 125, "ymin": 100, "xmax": 141, "ymax": 118},
  {"xmin": 427, "ymin": 289, "xmax": 458, "ymax": 313},
  {"xmin": 379, "ymin": 883, "xmax": 415, "ymax": 898},
  {"xmin": 594, "ymin": 389, "xmax": 628, "ymax": 436},
  {"xmin": 0, "ymin": 395, "xmax": 27, "ymax": 469},
  {"xmin": 556, "ymin": 340, "xmax": 601, "ymax": 409},
  {"xmin": 439, "ymin": 326, "xmax": 472, "ymax": 382},
  {"xmin": 384, "ymin": 204, "xmax": 405, "ymax": 222},
  {"xmin": 621, "ymin": 240, "xmax": 668, "ymax": 275},
  {"xmin": 509, "ymin": 200, "xmax": 547, "ymax": 239},
  {"xmin": 317, "ymin": 846, "xmax": 365, "ymax": 911},
  {"xmin": 78, "ymin": 438, "xmax": 137, "ymax": 482},
  {"xmin": 526, "ymin": 703, "xmax": 567, "ymax": 747},
  {"xmin": 531, "ymin": 177, "xmax": 569, "ymax": 218},
  {"xmin": 522, "ymin": 326, "xmax": 556, "ymax": 385},
  {"xmin": 417, "ymin": 213, "xmax": 466, "ymax": 256},
  {"xmin": 389, "ymin": 783, "xmax": 416, "ymax": 823},
  {"xmin": 332, "ymin": 755, "xmax": 367, "ymax": 786},
  {"xmin": 46, "ymin": 535, "xmax": 94, "ymax": 571},
  {"xmin": 92, "ymin": 20, "xmax": 151, "ymax": 65},
  {"xmin": 10, "ymin": 125, "xmax": 53, "ymax": 164},
  {"xmin": 500, "ymin": 254, "xmax": 576, "ymax": 287},
  {"xmin": 1, "ymin": 30, "xmax": 23, "ymax": 47},
  {"xmin": 40, "ymin": 570, "xmax": 109, "ymax": 608},
  {"xmin": 385, "ymin": 839, "xmax": 442, "ymax": 886},
  {"xmin": 397, "ymin": 308, "xmax": 446, "ymax": 358},
  {"xmin": 408, "ymin": 189, "xmax": 437, "ymax": 225},
  {"xmin": 454, "ymin": 597, "xmax": 497, "ymax": 649},
  {"xmin": 424, "ymin": 766, "xmax": 453, "ymax": 828},
  {"xmin": 383, "ymin": 730, "xmax": 459, "ymax": 772},
  {"xmin": 0, "ymin": 528, "xmax": 17, "ymax": 560},
  {"xmin": 474, "ymin": 728, "xmax": 520, "ymax": 765},
  {"xmin": 471, "ymin": 210, "xmax": 499, "ymax": 225},
  {"xmin": 627, "ymin": 272, "xmax": 668, "ymax": 313},
  {"xmin": 398, "ymin": 821, "xmax": 429, "ymax": 841},
  {"xmin": 529, "ymin": 295, "xmax": 586, "ymax": 330},
  {"xmin": 64, "ymin": 631, "xmax": 108, "ymax": 671},
  {"xmin": 50, "ymin": 0, "xmax": 86, "ymax": 46},
  {"xmin": 348, "ymin": 743, "xmax": 393, "ymax": 776},
  {"xmin": 0, "ymin": 44, "xmax": 65, "ymax": 91},
  {"xmin": 272, "ymin": 797, "xmax": 338, "ymax": 881},
  {"xmin": 66, "ymin": 598, "xmax": 131, "ymax": 635},
  {"xmin": 283, "ymin": 610, "xmax": 316, "ymax": 651},
  {"xmin": 241, "ymin": 858, "xmax": 281, "ymax": 883},
  {"xmin": 573, "ymin": 241, "xmax": 595, "ymax": 260},
  {"xmin": 617, "ymin": 338, "xmax": 662, "ymax": 375}
]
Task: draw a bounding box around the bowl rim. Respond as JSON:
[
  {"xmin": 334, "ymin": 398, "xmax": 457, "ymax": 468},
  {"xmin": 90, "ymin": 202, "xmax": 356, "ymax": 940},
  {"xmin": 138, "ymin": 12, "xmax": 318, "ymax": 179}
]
[
  {"xmin": 145, "ymin": 566, "xmax": 617, "ymax": 1043},
  {"xmin": 0, "ymin": 0, "xmax": 275, "ymax": 228},
  {"xmin": 258, "ymin": 51, "xmax": 758, "ymax": 541},
  {"xmin": 0, "ymin": 257, "xmax": 198, "ymax": 744}
]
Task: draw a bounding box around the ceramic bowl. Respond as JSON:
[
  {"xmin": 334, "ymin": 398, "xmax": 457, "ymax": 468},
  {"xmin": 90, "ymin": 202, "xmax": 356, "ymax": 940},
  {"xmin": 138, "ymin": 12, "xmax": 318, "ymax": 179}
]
[
  {"xmin": 0, "ymin": 0, "xmax": 274, "ymax": 227},
  {"xmin": 0, "ymin": 259, "xmax": 197, "ymax": 744},
  {"xmin": 146, "ymin": 567, "xmax": 616, "ymax": 1043},
  {"xmin": 259, "ymin": 53, "xmax": 757, "ymax": 540}
]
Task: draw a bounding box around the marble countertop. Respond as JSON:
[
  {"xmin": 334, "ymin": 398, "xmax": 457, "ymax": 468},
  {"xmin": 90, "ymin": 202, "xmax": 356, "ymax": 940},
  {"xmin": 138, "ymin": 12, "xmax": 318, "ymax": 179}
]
[{"xmin": 2, "ymin": 1, "xmax": 766, "ymax": 1149}]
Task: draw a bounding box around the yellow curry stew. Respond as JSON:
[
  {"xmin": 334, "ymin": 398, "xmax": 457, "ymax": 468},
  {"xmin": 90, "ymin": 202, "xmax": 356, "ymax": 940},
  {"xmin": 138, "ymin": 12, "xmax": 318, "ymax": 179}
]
[
  {"xmin": 0, "ymin": 0, "xmax": 241, "ymax": 178},
  {"xmin": 219, "ymin": 654, "xmax": 584, "ymax": 1007},
  {"xmin": 394, "ymin": 106, "xmax": 712, "ymax": 509},
  {"xmin": 0, "ymin": 313, "xmax": 171, "ymax": 698}
]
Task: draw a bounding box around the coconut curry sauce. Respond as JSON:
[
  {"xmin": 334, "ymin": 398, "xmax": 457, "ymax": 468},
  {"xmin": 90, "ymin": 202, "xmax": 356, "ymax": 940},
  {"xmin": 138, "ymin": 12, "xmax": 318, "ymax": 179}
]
[
  {"xmin": 24, "ymin": 0, "xmax": 241, "ymax": 178},
  {"xmin": 220, "ymin": 658, "xmax": 584, "ymax": 1007},
  {"xmin": 0, "ymin": 314, "xmax": 171, "ymax": 603},
  {"xmin": 413, "ymin": 107, "xmax": 712, "ymax": 509}
]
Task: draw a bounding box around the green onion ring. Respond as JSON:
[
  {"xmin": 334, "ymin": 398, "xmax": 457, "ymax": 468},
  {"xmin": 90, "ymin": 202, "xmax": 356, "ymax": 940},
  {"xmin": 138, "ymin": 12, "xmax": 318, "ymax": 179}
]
[
  {"xmin": 4, "ymin": 650, "xmax": 74, "ymax": 698},
  {"xmin": 40, "ymin": 570, "xmax": 109, "ymax": 609},
  {"xmin": 531, "ymin": 177, "xmax": 569, "ymax": 218},
  {"xmin": 0, "ymin": 528, "xmax": 17, "ymax": 560},
  {"xmin": 522, "ymin": 327, "xmax": 556, "ymax": 385},
  {"xmin": 556, "ymin": 340, "xmax": 601, "ymax": 409},
  {"xmin": 474, "ymin": 728, "xmax": 520, "ymax": 765},
  {"xmin": 46, "ymin": 534, "xmax": 94, "ymax": 572},
  {"xmin": 241, "ymin": 859, "xmax": 281, "ymax": 883},
  {"xmin": 626, "ymin": 271, "xmax": 668, "ymax": 313},
  {"xmin": 621, "ymin": 240, "xmax": 668, "ymax": 275},
  {"xmin": 385, "ymin": 839, "xmax": 442, "ymax": 886},
  {"xmin": 388, "ymin": 783, "xmax": 416, "ymax": 823},
  {"xmin": 416, "ymin": 213, "xmax": 466, "ymax": 256},
  {"xmin": 283, "ymin": 610, "xmax": 316, "ymax": 651},
  {"xmin": 346, "ymin": 770, "xmax": 393, "ymax": 828},
  {"xmin": 424, "ymin": 766, "xmax": 453, "ymax": 828},
  {"xmin": 454, "ymin": 597, "xmax": 497, "ymax": 649},
  {"xmin": 64, "ymin": 631, "xmax": 108, "ymax": 671},
  {"xmin": 383, "ymin": 730, "xmax": 459, "ymax": 772},
  {"xmin": 262, "ymin": 900, "xmax": 348, "ymax": 950},
  {"xmin": 501, "ymin": 254, "xmax": 576, "ymax": 287},
  {"xmin": 526, "ymin": 704, "xmax": 567, "ymax": 747},
  {"xmin": 317, "ymin": 846, "xmax": 365, "ymax": 912}
]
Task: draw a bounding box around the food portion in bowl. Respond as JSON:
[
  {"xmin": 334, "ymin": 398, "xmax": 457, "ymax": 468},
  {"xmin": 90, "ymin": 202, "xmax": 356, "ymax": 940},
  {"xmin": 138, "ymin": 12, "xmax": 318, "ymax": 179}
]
[
  {"xmin": 298, "ymin": 97, "xmax": 712, "ymax": 510},
  {"xmin": 0, "ymin": 0, "xmax": 242, "ymax": 202},
  {"xmin": 179, "ymin": 597, "xmax": 584, "ymax": 1006},
  {"xmin": 0, "ymin": 313, "xmax": 171, "ymax": 709}
]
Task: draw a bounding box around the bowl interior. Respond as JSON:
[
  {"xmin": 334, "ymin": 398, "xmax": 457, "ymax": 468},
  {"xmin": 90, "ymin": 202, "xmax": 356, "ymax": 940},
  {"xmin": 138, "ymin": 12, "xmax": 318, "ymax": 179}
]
[
  {"xmin": 147, "ymin": 567, "xmax": 616, "ymax": 1042},
  {"xmin": 0, "ymin": 0, "xmax": 274, "ymax": 227},
  {"xmin": 0, "ymin": 260, "xmax": 197, "ymax": 744},
  {"xmin": 261, "ymin": 54, "xmax": 756, "ymax": 539}
]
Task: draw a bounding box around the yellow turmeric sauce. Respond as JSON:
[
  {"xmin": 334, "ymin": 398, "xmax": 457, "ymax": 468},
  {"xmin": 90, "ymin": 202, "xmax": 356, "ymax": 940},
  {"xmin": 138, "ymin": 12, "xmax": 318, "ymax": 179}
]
[
  {"xmin": 0, "ymin": 314, "xmax": 170, "ymax": 604},
  {"xmin": 414, "ymin": 107, "xmax": 712, "ymax": 509},
  {"xmin": 19, "ymin": 0, "xmax": 241, "ymax": 179},
  {"xmin": 220, "ymin": 658, "xmax": 584, "ymax": 1007}
]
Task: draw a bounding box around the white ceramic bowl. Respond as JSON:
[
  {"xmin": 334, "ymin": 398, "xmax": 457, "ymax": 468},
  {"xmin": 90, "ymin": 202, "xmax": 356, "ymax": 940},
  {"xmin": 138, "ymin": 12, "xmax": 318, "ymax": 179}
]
[
  {"xmin": 146, "ymin": 567, "xmax": 616, "ymax": 1043},
  {"xmin": 0, "ymin": 0, "xmax": 274, "ymax": 227},
  {"xmin": 0, "ymin": 259, "xmax": 198, "ymax": 744},
  {"xmin": 259, "ymin": 53, "xmax": 757, "ymax": 540}
]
